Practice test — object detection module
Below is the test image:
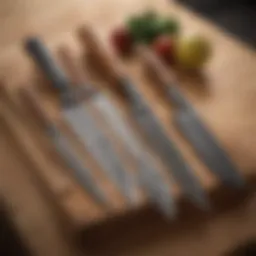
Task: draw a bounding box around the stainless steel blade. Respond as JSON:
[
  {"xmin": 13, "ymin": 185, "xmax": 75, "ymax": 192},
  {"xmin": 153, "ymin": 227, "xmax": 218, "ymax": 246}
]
[
  {"xmin": 63, "ymin": 104, "xmax": 137, "ymax": 204},
  {"xmin": 174, "ymin": 109, "xmax": 245, "ymax": 188},
  {"xmin": 120, "ymin": 78, "xmax": 209, "ymax": 209},
  {"xmin": 166, "ymin": 85, "xmax": 245, "ymax": 188},
  {"xmin": 1, "ymin": 85, "xmax": 109, "ymax": 208},
  {"xmin": 92, "ymin": 93, "xmax": 176, "ymax": 217},
  {"xmin": 47, "ymin": 125, "xmax": 110, "ymax": 207}
]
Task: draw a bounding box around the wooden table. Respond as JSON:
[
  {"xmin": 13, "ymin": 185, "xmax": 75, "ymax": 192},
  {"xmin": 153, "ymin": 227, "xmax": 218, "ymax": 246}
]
[{"xmin": 0, "ymin": 0, "xmax": 255, "ymax": 255}]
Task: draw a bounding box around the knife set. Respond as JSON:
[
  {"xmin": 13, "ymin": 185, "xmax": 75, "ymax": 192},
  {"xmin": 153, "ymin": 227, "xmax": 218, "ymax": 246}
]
[{"xmin": 17, "ymin": 26, "xmax": 245, "ymax": 219}]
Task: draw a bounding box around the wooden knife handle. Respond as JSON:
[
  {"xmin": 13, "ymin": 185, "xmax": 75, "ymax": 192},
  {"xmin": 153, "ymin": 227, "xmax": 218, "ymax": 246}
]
[
  {"xmin": 19, "ymin": 88, "xmax": 52, "ymax": 129},
  {"xmin": 57, "ymin": 46, "xmax": 98, "ymax": 102},
  {"xmin": 57, "ymin": 47, "xmax": 85, "ymax": 86},
  {"xmin": 137, "ymin": 46, "xmax": 175, "ymax": 85},
  {"xmin": 137, "ymin": 46, "xmax": 189, "ymax": 108},
  {"xmin": 77, "ymin": 26, "xmax": 124, "ymax": 94}
]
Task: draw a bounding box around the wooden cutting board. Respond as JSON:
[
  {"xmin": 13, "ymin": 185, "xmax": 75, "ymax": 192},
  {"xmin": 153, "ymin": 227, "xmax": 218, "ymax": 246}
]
[{"xmin": 0, "ymin": 0, "xmax": 256, "ymax": 255}]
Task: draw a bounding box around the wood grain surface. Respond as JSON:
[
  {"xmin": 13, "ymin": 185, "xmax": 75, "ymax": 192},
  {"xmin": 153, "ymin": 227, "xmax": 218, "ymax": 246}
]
[{"xmin": 0, "ymin": 0, "xmax": 255, "ymax": 255}]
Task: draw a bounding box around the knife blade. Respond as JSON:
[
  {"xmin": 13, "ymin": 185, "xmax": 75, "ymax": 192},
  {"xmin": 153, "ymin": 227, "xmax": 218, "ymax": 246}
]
[
  {"xmin": 175, "ymin": 109, "xmax": 244, "ymax": 187},
  {"xmin": 78, "ymin": 27, "xmax": 209, "ymax": 210},
  {"xmin": 0, "ymin": 85, "xmax": 109, "ymax": 207},
  {"xmin": 21, "ymin": 88, "xmax": 111, "ymax": 207},
  {"xmin": 139, "ymin": 47, "xmax": 245, "ymax": 188},
  {"xmin": 57, "ymin": 48, "xmax": 176, "ymax": 217},
  {"xmin": 25, "ymin": 38, "xmax": 137, "ymax": 204}
]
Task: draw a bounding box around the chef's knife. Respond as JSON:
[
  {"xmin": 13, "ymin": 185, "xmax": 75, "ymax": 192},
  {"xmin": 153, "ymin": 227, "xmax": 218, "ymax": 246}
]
[
  {"xmin": 25, "ymin": 38, "xmax": 136, "ymax": 203},
  {"xmin": 20, "ymin": 88, "xmax": 110, "ymax": 207},
  {"xmin": 0, "ymin": 84, "xmax": 109, "ymax": 206},
  {"xmin": 139, "ymin": 47, "xmax": 245, "ymax": 188},
  {"xmin": 78, "ymin": 27, "xmax": 209, "ymax": 209},
  {"xmin": 58, "ymin": 48, "xmax": 176, "ymax": 217}
]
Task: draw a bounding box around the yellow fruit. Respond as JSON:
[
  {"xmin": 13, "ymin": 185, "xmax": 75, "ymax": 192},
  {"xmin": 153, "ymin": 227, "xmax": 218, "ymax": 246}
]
[{"xmin": 176, "ymin": 35, "xmax": 211, "ymax": 69}]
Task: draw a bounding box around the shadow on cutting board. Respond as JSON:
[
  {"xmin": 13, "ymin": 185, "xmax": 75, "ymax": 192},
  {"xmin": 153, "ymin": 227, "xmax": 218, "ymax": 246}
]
[{"xmin": 0, "ymin": 200, "xmax": 31, "ymax": 256}]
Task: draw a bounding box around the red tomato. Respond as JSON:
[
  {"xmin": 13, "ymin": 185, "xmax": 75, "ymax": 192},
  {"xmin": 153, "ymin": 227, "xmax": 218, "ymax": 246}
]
[
  {"xmin": 110, "ymin": 27, "xmax": 133, "ymax": 55},
  {"xmin": 152, "ymin": 35, "xmax": 175, "ymax": 64}
]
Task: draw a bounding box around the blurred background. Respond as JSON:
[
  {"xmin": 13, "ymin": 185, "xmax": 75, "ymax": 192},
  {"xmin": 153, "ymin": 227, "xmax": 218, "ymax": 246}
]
[{"xmin": 177, "ymin": 0, "xmax": 256, "ymax": 47}]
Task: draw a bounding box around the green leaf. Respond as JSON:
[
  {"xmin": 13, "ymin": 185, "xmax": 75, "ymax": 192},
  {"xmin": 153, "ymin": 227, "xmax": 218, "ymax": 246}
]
[
  {"xmin": 127, "ymin": 12, "xmax": 180, "ymax": 44},
  {"xmin": 157, "ymin": 18, "xmax": 180, "ymax": 35}
]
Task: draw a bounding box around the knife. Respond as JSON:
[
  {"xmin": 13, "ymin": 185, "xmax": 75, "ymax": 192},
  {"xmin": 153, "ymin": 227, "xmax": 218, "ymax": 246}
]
[
  {"xmin": 25, "ymin": 38, "xmax": 136, "ymax": 204},
  {"xmin": 20, "ymin": 88, "xmax": 110, "ymax": 207},
  {"xmin": 58, "ymin": 48, "xmax": 176, "ymax": 217},
  {"xmin": 139, "ymin": 47, "xmax": 245, "ymax": 188},
  {"xmin": 0, "ymin": 85, "xmax": 110, "ymax": 207},
  {"xmin": 78, "ymin": 27, "xmax": 209, "ymax": 209}
]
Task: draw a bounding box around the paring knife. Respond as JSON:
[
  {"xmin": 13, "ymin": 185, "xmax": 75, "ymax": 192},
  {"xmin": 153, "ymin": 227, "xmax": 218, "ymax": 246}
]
[
  {"xmin": 20, "ymin": 88, "xmax": 110, "ymax": 207},
  {"xmin": 78, "ymin": 27, "xmax": 209, "ymax": 209},
  {"xmin": 139, "ymin": 47, "xmax": 245, "ymax": 188},
  {"xmin": 58, "ymin": 48, "xmax": 176, "ymax": 217},
  {"xmin": 25, "ymin": 38, "xmax": 136, "ymax": 204}
]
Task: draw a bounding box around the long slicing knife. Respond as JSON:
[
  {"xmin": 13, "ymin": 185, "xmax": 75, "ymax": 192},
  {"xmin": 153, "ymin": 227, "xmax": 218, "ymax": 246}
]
[
  {"xmin": 78, "ymin": 27, "xmax": 210, "ymax": 209},
  {"xmin": 25, "ymin": 38, "xmax": 136, "ymax": 204},
  {"xmin": 58, "ymin": 48, "xmax": 176, "ymax": 217},
  {"xmin": 20, "ymin": 88, "xmax": 110, "ymax": 207},
  {"xmin": 139, "ymin": 47, "xmax": 245, "ymax": 188}
]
